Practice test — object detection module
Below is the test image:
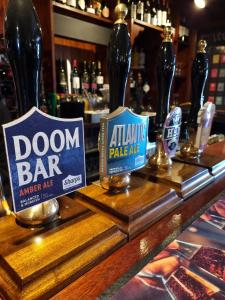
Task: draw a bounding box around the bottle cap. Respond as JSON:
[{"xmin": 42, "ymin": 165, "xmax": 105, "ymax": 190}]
[
  {"xmin": 163, "ymin": 26, "xmax": 173, "ymax": 42},
  {"xmin": 114, "ymin": 3, "xmax": 128, "ymax": 25},
  {"xmin": 197, "ymin": 40, "xmax": 207, "ymax": 53}
]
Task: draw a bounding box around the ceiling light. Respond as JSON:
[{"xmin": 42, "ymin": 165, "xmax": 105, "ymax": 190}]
[{"xmin": 194, "ymin": 0, "xmax": 206, "ymax": 8}]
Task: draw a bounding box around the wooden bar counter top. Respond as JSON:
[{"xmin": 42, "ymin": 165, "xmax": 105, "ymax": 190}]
[{"xmin": 50, "ymin": 141, "xmax": 225, "ymax": 300}]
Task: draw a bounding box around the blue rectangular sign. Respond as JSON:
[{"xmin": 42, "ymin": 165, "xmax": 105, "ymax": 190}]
[{"xmin": 3, "ymin": 107, "xmax": 86, "ymax": 213}]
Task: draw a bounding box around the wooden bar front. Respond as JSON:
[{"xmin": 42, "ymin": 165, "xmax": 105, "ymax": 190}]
[{"xmin": 0, "ymin": 142, "xmax": 225, "ymax": 299}]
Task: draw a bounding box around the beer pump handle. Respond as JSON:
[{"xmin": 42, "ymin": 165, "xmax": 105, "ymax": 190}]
[
  {"xmin": 155, "ymin": 27, "xmax": 176, "ymax": 132},
  {"xmin": 4, "ymin": 0, "xmax": 43, "ymax": 116},
  {"xmin": 108, "ymin": 3, "xmax": 131, "ymax": 112},
  {"xmin": 188, "ymin": 40, "xmax": 208, "ymax": 128}
]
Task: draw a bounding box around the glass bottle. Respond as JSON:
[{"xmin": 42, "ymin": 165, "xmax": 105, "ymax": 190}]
[
  {"xmin": 90, "ymin": 61, "xmax": 97, "ymax": 94},
  {"xmin": 59, "ymin": 60, "xmax": 68, "ymax": 94},
  {"xmin": 130, "ymin": 0, "xmax": 137, "ymax": 20},
  {"xmin": 81, "ymin": 61, "xmax": 90, "ymax": 92},
  {"xmin": 71, "ymin": 59, "xmax": 80, "ymax": 95},
  {"xmin": 136, "ymin": 0, "xmax": 144, "ymax": 21},
  {"xmin": 151, "ymin": 0, "xmax": 157, "ymax": 26},
  {"xmin": 67, "ymin": 0, "xmax": 76, "ymax": 7},
  {"xmin": 77, "ymin": 0, "xmax": 86, "ymax": 10},
  {"xmin": 156, "ymin": 0, "xmax": 162, "ymax": 26},
  {"xmin": 144, "ymin": 1, "xmax": 151, "ymax": 23},
  {"xmin": 102, "ymin": 1, "xmax": 109, "ymax": 18},
  {"xmin": 96, "ymin": 61, "xmax": 104, "ymax": 91}
]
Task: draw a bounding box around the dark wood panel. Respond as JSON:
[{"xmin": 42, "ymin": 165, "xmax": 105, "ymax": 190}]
[{"xmin": 0, "ymin": 0, "xmax": 7, "ymax": 34}]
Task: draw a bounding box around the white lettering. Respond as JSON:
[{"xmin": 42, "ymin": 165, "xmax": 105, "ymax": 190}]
[
  {"xmin": 50, "ymin": 130, "xmax": 65, "ymax": 153},
  {"xmin": 17, "ymin": 162, "xmax": 32, "ymax": 186},
  {"xmin": 13, "ymin": 135, "xmax": 31, "ymax": 161},
  {"xmin": 33, "ymin": 158, "xmax": 49, "ymax": 182},
  {"xmin": 32, "ymin": 132, "xmax": 49, "ymax": 156},
  {"xmin": 110, "ymin": 126, "xmax": 118, "ymax": 147},
  {"xmin": 48, "ymin": 155, "xmax": 62, "ymax": 177},
  {"xmin": 109, "ymin": 123, "xmax": 146, "ymax": 148},
  {"xmin": 65, "ymin": 128, "xmax": 80, "ymax": 149}
]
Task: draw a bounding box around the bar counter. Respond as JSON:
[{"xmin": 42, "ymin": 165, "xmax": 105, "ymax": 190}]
[
  {"xmin": 1, "ymin": 141, "xmax": 225, "ymax": 300},
  {"xmin": 49, "ymin": 141, "xmax": 225, "ymax": 300}
]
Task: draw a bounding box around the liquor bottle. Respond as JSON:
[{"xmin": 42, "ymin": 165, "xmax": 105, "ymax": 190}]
[
  {"xmin": 102, "ymin": 1, "xmax": 109, "ymax": 18},
  {"xmin": 136, "ymin": 0, "xmax": 144, "ymax": 21},
  {"xmin": 156, "ymin": 0, "xmax": 162, "ymax": 26},
  {"xmin": 71, "ymin": 59, "xmax": 80, "ymax": 95},
  {"xmin": 81, "ymin": 61, "xmax": 90, "ymax": 91},
  {"xmin": 155, "ymin": 27, "xmax": 176, "ymax": 131},
  {"xmin": 67, "ymin": 0, "xmax": 76, "ymax": 8},
  {"xmin": 77, "ymin": 0, "xmax": 86, "ymax": 10},
  {"xmin": 151, "ymin": 0, "xmax": 158, "ymax": 26},
  {"xmin": 4, "ymin": 0, "xmax": 43, "ymax": 116},
  {"xmin": 188, "ymin": 40, "xmax": 208, "ymax": 129},
  {"xmin": 108, "ymin": 3, "xmax": 131, "ymax": 112},
  {"xmin": 161, "ymin": 0, "xmax": 167, "ymax": 26},
  {"xmin": 96, "ymin": 61, "xmax": 104, "ymax": 91},
  {"xmin": 144, "ymin": 1, "xmax": 151, "ymax": 23},
  {"xmin": 58, "ymin": 60, "xmax": 68, "ymax": 94},
  {"xmin": 90, "ymin": 61, "xmax": 97, "ymax": 93},
  {"xmin": 130, "ymin": 0, "xmax": 137, "ymax": 20}
]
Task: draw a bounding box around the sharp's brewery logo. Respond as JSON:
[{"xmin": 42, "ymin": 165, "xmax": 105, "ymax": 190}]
[
  {"xmin": 100, "ymin": 107, "xmax": 149, "ymax": 177},
  {"xmin": 163, "ymin": 107, "xmax": 182, "ymax": 158},
  {"xmin": 3, "ymin": 107, "xmax": 86, "ymax": 212}
]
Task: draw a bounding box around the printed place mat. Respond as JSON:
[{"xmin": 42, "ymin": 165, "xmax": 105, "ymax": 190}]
[{"xmin": 112, "ymin": 194, "xmax": 225, "ymax": 300}]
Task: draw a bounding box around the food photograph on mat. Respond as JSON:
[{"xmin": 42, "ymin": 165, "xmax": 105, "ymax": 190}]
[
  {"xmin": 112, "ymin": 197, "xmax": 225, "ymax": 300},
  {"xmin": 200, "ymin": 197, "xmax": 225, "ymax": 231}
]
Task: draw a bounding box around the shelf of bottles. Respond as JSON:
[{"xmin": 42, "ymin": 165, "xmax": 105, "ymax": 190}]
[
  {"xmin": 53, "ymin": 0, "xmax": 113, "ymax": 26},
  {"xmin": 56, "ymin": 58, "xmax": 108, "ymax": 116},
  {"xmin": 130, "ymin": 0, "xmax": 173, "ymax": 29}
]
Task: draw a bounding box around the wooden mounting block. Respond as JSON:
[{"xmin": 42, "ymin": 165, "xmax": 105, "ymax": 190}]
[
  {"xmin": 0, "ymin": 196, "xmax": 126, "ymax": 300},
  {"xmin": 77, "ymin": 176, "xmax": 182, "ymax": 240},
  {"xmin": 136, "ymin": 161, "xmax": 214, "ymax": 199},
  {"xmin": 173, "ymin": 153, "xmax": 225, "ymax": 179}
]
